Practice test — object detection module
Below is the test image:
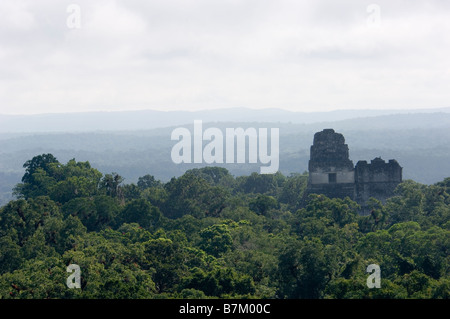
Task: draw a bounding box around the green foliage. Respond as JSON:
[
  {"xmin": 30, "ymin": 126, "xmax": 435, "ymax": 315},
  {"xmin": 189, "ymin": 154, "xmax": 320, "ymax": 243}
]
[
  {"xmin": 0, "ymin": 154, "xmax": 448, "ymax": 299},
  {"xmin": 185, "ymin": 167, "xmax": 234, "ymax": 187},
  {"xmin": 116, "ymin": 199, "xmax": 162, "ymax": 231},
  {"xmin": 21, "ymin": 153, "xmax": 59, "ymax": 185},
  {"xmin": 278, "ymin": 238, "xmax": 331, "ymax": 299},
  {"xmin": 249, "ymin": 194, "xmax": 278, "ymax": 216},
  {"xmin": 14, "ymin": 155, "xmax": 102, "ymax": 203},
  {"xmin": 99, "ymin": 173, "xmax": 124, "ymax": 198},
  {"xmin": 236, "ymin": 172, "xmax": 285, "ymax": 195},
  {"xmin": 63, "ymin": 195, "xmax": 119, "ymax": 232},
  {"xmin": 199, "ymin": 223, "xmax": 234, "ymax": 257},
  {"xmin": 137, "ymin": 174, "xmax": 163, "ymax": 190},
  {"xmin": 278, "ymin": 173, "xmax": 308, "ymax": 210},
  {"xmin": 180, "ymin": 266, "xmax": 255, "ymax": 298},
  {"xmin": 163, "ymin": 172, "xmax": 229, "ymax": 219}
]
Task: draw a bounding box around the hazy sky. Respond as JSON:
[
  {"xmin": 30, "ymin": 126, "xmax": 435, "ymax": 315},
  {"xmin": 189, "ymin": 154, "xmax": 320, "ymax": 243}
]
[{"xmin": 1, "ymin": 0, "xmax": 449, "ymax": 115}]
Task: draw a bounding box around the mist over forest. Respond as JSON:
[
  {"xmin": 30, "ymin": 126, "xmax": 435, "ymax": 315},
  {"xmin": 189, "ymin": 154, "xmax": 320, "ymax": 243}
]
[{"xmin": 1, "ymin": 108, "xmax": 450, "ymax": 206}]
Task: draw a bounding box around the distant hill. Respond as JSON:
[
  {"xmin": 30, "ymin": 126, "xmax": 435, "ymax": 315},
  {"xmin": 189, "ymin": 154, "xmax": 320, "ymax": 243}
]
[{"xmin": 1, "ymin": 107, "xmax": 450, "ymax": 133}]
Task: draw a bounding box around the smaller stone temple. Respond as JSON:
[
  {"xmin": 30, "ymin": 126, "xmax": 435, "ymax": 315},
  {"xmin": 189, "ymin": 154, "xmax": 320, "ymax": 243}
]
[{"xmin": 305, "ymin": 129, "xmax": 402, "ymax": 214}]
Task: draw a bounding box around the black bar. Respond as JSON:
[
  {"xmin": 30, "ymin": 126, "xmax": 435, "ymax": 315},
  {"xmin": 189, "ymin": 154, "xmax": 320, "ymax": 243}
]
[{"xmin": 0, "ymin": 299, "xmax": 446, "ymax": 318}]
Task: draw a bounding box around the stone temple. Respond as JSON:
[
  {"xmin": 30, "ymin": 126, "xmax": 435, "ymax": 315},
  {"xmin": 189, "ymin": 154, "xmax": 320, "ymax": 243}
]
[{"xmin": 305, "ymin": 129, "xmax": 402, "ymax": 214}]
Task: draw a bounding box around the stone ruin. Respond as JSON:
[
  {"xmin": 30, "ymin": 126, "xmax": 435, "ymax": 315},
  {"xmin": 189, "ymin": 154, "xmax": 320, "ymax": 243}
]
[{"xmin": 305, "ymin": 129, "xmax": 402, "ymax": 214}]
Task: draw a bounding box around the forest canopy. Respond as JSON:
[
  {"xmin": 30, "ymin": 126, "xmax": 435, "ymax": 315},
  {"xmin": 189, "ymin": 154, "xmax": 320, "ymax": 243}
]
[{"xmin": 0, "ymin": 154, "xmax": 448, "ymax": 299}]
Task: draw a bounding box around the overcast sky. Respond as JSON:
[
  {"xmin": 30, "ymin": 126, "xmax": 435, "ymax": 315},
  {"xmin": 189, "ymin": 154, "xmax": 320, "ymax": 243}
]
[{"xmin": 0, "ymin": 0, "xmax": 449, "ymax": 115}]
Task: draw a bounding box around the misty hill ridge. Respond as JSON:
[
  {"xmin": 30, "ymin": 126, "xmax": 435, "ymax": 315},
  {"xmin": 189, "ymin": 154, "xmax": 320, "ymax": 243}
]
[{"xmin": 1, "ymin": 107, "xmax": 450, "ymax": 133}]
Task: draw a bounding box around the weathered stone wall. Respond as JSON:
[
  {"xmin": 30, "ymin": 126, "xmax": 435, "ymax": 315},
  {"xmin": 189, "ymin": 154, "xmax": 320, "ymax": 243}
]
[
  {"xmin": 305, "ymin": 129, "xmax": 402, "ymax": 214},
  {"xmin": 355, "ymin": 158, "xmax": 402, "ymax": 214},
  {"xmin": 306, "ymin": 129, "xmax": 356, "ymax": 200},
  {"xmin": 308, "ymin": 129, "xmax": 354, "ymax": 172},
  {"xmin": 309, "ymin": 170, "xmax": 355, "ymax": 184}
]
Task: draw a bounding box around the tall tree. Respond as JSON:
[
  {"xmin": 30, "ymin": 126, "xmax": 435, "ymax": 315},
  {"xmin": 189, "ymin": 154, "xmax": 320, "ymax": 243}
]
[{"xmin": 21, "ymin": 154, "xmax": 59, "ymax": 184}]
